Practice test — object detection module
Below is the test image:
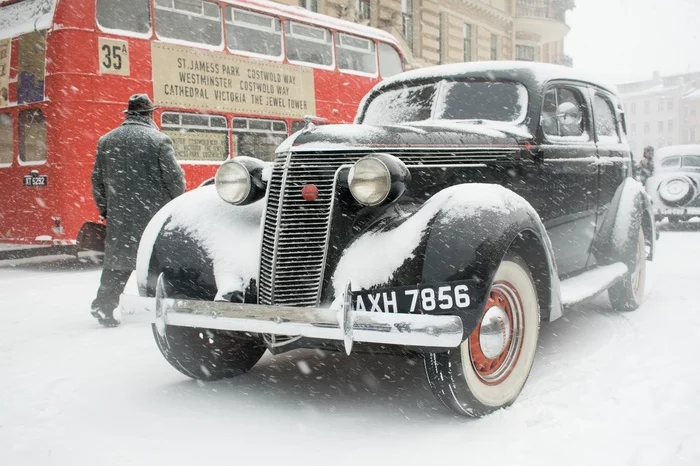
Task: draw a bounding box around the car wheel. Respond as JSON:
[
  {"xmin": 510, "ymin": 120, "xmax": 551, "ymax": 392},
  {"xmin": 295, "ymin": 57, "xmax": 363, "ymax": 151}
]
[
  {"xmin": 424, "ymin": 254, "xmax": 540, "ymax": 417},
  {"xmin": 608, "ymin": 228, "xmax": 646, "ymax": 312},
  {"xmin": 152, "ymin": 287, "xmax": 265, "ymax": 381}
]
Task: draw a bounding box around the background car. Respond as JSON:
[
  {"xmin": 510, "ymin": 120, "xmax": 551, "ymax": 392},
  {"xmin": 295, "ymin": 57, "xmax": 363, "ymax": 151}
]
[
  {"xmin": 645, "ymin": 144, "xmax": 700, "ymax": 223},
  {"xmin": 122, "ymin": 62, "xmax": 656, "ymax": 417}
]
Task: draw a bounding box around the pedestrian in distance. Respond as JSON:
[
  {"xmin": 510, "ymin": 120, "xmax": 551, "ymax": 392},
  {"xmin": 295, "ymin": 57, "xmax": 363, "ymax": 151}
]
[
  {"xmin": 90, "ymin": 94, "xmax": 185, "ymax": 327},
  {"xmin": 635, "ymin": 145, "xmax": 655, "ymax": 185}
]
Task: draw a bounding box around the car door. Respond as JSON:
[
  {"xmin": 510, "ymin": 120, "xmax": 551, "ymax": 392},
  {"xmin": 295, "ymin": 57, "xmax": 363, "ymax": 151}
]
[
  {"xmin": 532, "ymin": 83, "xmax": 598, "ymax": 276},
  {"xmin": 588, "ymin": 88, "xmax": 632, "ymax": 267}
]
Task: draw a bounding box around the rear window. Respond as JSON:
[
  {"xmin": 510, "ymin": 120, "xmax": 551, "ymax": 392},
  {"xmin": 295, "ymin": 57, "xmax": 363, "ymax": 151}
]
[
  {"xmin": 97, "ymin": 0, "xmax": 151, "ymax": 35},
  {"xmin": 19, "ymin": 109, "xmax": 47, "ymax": 163},
  {"xmin": 0, "ymin": 114, "xmax": 12, "ymax": 166},
  {"xmin": 225, "ymin": 7, "xmax": 282, "ymax": 57},
  {"xmin": 682, "ymin": 155, "xmax": 700, "ymax": 167},
  {"xmin": 155, "ymin": 0, "xmax": 222, "ymax": 47},
  {"xmin": 660, "ymin": 156, "xmax": 681, "ymax": 168},
  {"xmin": 285, "ymin": 21, "xmax": 332, "ymax": 66}
]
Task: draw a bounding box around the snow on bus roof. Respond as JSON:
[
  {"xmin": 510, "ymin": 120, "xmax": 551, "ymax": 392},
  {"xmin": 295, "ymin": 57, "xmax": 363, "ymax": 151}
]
[
  {"xmin": 656, "ymin": 144, "xmax": 700, "ymax": 159},
  {"xmin": 375, "ymin": 61, "xmax": 617, "ymax": 94},
  {"xmin": 0, "ymin": 0, "xmax": 56, "ymax": 41},
  {"xmin": 215, "ymin": 0, "xmax": 401, "ymax": 49}
]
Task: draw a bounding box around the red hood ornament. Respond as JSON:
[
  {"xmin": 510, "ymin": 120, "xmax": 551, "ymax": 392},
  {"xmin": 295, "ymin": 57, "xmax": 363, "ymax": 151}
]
[{"xmin": 301, "ymin": 184, "xmax": 319, "ymax": 201}]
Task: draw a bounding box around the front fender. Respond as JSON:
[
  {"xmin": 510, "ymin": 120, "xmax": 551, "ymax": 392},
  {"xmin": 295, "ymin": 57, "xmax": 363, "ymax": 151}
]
[
  {"xmin": 135, "ymin": 186, "xmax": 263, "ymax": 300},
  {"xmin": 331, "ymin": 184, "xmax": 562, "ymax": 335},
  {"xmin": 593, "ymin": 177, "xmax": 656, "ymax": 265}
]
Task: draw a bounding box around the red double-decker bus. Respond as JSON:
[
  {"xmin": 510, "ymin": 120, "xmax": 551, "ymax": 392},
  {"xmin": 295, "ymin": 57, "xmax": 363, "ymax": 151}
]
[{"xmin": 0, "ymin": 0, "xmax": 405, "ymax": 258}]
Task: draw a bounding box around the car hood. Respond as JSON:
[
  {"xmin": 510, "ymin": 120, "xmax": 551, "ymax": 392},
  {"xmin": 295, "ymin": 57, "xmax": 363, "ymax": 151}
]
[{"xmin": 286, "ymin": 121, "xmax": 529, "ymax": 152}]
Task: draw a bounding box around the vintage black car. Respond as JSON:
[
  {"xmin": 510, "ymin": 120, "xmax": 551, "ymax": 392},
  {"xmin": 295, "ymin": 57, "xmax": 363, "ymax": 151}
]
[
  {"xmin": 123, "ymin": 62, "xmax": 656, "ymax": 417},
  {"xmin": 645, "ymin": 144, "xmax": 700, "ymax": 222}
]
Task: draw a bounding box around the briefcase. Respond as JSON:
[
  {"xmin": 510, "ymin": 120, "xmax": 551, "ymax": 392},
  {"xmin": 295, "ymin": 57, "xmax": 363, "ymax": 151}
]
[{"xmin": 76, "ymin": 221, "xmax": 106, "ymax": 252}]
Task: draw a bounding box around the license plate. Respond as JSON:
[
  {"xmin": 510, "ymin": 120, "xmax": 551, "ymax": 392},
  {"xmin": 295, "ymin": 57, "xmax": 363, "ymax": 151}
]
[
  {"xmin": 352, "ymin": 280, "xmax": 480, "ymax": 314},
  {"xmin": 23, "ymin": 175, "xmax": 48, "ymax": 186}
]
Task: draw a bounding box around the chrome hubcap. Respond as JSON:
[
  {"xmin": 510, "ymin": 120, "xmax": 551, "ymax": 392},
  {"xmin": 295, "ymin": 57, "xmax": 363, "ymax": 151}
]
[{"xmin": 479, "ymin": 305, "xmax": 511, "ymax": 359}]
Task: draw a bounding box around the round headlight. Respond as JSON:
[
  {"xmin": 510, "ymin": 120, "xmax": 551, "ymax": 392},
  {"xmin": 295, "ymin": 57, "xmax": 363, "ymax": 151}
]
[
  {"xmin": 215, "ymin": 161, "xmax": 251, "ymax": 204},
  {"xmin": 349, "ymin": 157, "xmax": 392, "ymax": 206}
]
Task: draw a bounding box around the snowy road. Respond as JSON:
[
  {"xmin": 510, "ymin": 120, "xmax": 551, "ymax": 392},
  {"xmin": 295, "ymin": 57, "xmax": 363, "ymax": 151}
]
[{"xmin": 2, "ymin": 225, "xmax": 700, "ymax": 466}]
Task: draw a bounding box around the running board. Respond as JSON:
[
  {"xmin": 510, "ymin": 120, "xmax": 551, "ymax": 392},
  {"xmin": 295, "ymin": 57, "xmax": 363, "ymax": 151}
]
[{"xmin": 560, "ymin": 262, "xmax": 628, "ymax": 307}]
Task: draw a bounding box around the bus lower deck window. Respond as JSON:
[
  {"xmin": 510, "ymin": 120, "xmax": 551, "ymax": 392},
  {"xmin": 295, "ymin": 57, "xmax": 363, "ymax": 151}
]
[
  {"xmin": 97, "ymin": 0, "xmax": 151, "ymax": 34},
  {"xmin": 161, "ymin": 112, "xmax": 228, "ymax": 162},
  {"xmin": 155, "ymin": 0, "xmax": 222, "ymax": 47},
  {"xmin": 19, "ymin": 109, "xmax": 47, "ymax": 163},
  {"xmin": 0, "ymin": 114, "xmax": 12, "ymax": 166},
  {"xmin": 233, "ymin": 118, "xmax": 287, "ymax": 162},
  {"xmin": 226, "ymin": 7, "xmax": 282, "ymax": 58}
]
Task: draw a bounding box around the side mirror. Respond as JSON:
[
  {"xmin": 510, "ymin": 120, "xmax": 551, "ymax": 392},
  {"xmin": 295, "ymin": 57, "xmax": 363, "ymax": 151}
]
[{"xmin": 556, "ymin": 101, "xmax": 582, "ymax": 126}]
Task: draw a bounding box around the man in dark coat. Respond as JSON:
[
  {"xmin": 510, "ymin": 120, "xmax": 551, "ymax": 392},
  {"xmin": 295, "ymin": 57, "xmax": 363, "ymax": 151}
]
[{"xmin": 91, "ymin": 94, "xmax": 185, "ymax": 327}]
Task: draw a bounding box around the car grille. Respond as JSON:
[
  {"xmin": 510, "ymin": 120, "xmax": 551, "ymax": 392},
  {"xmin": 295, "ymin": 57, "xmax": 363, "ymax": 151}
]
[{"xmin": 258, "ymin": 148, "xmax": 518, "ymax": 307}]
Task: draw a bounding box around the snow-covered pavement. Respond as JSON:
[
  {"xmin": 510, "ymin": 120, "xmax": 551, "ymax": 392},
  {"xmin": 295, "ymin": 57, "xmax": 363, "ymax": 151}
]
[{"xmin": 1, "ymin": 226, "xmax": 700, "ymax": 466}]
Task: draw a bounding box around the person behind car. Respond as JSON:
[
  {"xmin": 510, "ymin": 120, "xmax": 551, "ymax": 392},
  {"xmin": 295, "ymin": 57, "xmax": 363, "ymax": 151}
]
[
  {"xmin": 90, "ymin": 94, "xmax": 185, "ymax": 327},
  {"xmin": 636, "ymin": 146, "xmax": 655, "ymax": 184}
]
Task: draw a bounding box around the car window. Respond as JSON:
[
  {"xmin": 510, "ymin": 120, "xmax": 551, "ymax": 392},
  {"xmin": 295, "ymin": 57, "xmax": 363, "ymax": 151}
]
[
  {"xmin": 541, "ymin": 87, "xmax": 588, "ymax": 140},
  {"xmin": 593, "ymin": 94, "xmax": 620, "ymax": 143},
  {"xmin": 660, "ymin": 156, "xmax": 681, "ymax": 168},
  {"xmin": 682, "ymin": 155, "xmax": 700, "ymax": 167},
  {"xmin": 362, "ymin": 84, "xmax": 437, "ymax": 125}
]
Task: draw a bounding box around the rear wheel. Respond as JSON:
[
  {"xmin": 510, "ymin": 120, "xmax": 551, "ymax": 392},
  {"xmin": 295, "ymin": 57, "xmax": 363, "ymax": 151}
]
[
  {"xmin": 424, "ymin": 255, "xmax": 540, "ymax": 417},
  {"xmin": 609, "ymin": 228, "xmax": 646, "ymax": 311}
]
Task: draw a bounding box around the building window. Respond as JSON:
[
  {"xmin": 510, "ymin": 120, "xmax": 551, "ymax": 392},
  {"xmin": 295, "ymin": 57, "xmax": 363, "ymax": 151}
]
[
  {"xmin": 299, "ymin": 0, "xmax": 318, "ymax": 13},
  {"xmin": 658, "ymin": 99, "xmax": 664, "ymax": 112},
  {"xmin": 658, "ymin": 120, "xmax": 664, "ymax": 132},
  {"xmin": 19, "ymin": 109, "xmax": 47, "ymax": 163},
  {"xmin": 378, "ymin": 42, "xmax": 402, "ymax": 77},
  {"xmin": 161, "ymin": 112, "xmax": 228, "ymax": 162},
  {"xmin": 644, "ymin": 100, "xmax": 649, "ymax": 113},
  {"xmin": 225, "ymin": 8, "xmax": 282, "ymax": 58},
  {"xmin": 233, "ymin": 118, "xmax": 287, "ymax": 162},
  {"xmin": 515, "ymin": 45, "xmax": 535, "ymax": 61},
  {"xmin": 667, "ymin": 100, "xmax": 673, "ymax": 111},
  {"xmin": 668, "ymin": 120, "xmax": 673, "ymax": 132},
  {"xmin": 97, "ymin": 0, "xmax": 151, "ymax": 34},
  {"xmin": 439, "ymin": 12, "xmax": 447, "ymax": 64},
  {"xmin": 490, "ymin": 34, "xmax": 498, "ymax": 60},
  {"xmin": 629, "ymin": 102, "xmax": 636, "ymax": 115},
  {"xmin": 0, "ymin": 114, "xmax": 12, "ymax": 166},
  {"xmin": 690, "ymin": 128, "xmax": 696, "ymax": 142},
  {"xmin": 644, "ymin": 122, "xmax": 649, "ymax": 134},
  {"xmin": 463, "ymin": 23, "xmax": 472, "ymax": 62},
  {"xmin": 155, "ymin": 0, "xmax": 222, "ymax": 47},
  {"xmin": 402, "ymin": 0, "xmax": 413, "ymax": 50},
  {"xmin": 285, "ymin": 21, "xmax": 333, "ymax": 66},
  {"xmin": 337, "ymin": 33, "xmax": 377, "ymax": 74},
  {"xmin": 357, "ymin": 0, "xmax": 370, "ymax": 21}
]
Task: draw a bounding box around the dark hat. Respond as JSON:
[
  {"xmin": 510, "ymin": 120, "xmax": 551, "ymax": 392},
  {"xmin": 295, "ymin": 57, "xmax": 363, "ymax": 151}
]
[{"xmin": 123, "ymin": 94, "xmax": 157, "ymax": 114}]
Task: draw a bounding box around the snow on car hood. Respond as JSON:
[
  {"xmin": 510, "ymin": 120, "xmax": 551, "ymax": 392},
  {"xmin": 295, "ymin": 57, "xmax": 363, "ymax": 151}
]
[{"xmin": 289, "ymin": 122, "xmax": 522, "ymax": 152}]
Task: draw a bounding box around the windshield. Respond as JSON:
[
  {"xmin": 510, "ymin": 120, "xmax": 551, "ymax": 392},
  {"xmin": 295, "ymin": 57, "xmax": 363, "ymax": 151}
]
[{"xmin": 361, "ymin": 80, "xmax": 528, "ymax": 126}]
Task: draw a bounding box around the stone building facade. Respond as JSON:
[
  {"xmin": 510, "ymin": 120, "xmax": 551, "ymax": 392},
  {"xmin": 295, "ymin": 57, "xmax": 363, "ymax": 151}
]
[{"xmin": 279, "ymin": 0, "xmax": 575, "ymax": 68}]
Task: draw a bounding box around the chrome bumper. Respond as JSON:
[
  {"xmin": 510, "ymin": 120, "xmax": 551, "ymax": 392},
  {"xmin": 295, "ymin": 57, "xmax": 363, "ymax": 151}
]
[{"xmin": 119, "ymin": 278, "xmax": 464, "ymax": 355}]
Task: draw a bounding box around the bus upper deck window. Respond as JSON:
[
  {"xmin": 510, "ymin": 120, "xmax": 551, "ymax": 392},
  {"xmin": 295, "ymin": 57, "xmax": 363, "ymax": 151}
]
[
  {"xmin": 378, "ymin": 43, "xmax": 403, "ymax": 78},
  {"xmin": 19, "ymin": 109, "xmax": 47, "ymax": 164},
  {"xmin": 285, "ymin": 21, "xmax": 332, "ymax": 67},
  {"xmin": 97, "ymin": 0, "xmax": 151, "ymax": 34},
  {"xmin": 226, "ymin": 8, "xmax": 282, "ymax": 58},
  {"xmin": 155, "ymin": 0, "xmax": 222, "ymax": 47},
  {"xmin": 0, "ymin": 114, "xmax": 12, "ymax": 166},
  {"xmin": 337, "ymin": 33, "xmax": 377, "ymax": 74}
]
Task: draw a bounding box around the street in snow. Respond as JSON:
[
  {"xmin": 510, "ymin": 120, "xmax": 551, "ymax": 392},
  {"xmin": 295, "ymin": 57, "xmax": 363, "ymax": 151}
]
[{"xmin": 1, "ymin": 224, "xmax": 699, "ymax": 466}]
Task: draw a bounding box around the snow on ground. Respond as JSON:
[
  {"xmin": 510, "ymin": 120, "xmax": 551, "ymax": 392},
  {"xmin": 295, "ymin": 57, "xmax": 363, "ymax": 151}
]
[{"xmin": 1, "ymin": 226, "xmax": 700, "ymax": 465}]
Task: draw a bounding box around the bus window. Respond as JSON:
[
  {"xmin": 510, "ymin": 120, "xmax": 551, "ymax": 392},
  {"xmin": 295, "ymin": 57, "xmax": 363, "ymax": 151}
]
[
  {"xmin": 96, "ymin": 0, "xmax": 151, "ymax": 35},
  {"xmin": 155, "ymin": 0, "xmax": 222, "ymax": 47},
  {"xmin": 337, "ymin": 33, "xmax": 376, "ymax": 75},
  {"xmin": 285, "ymin": 21, "xmax": 332, "ymax": 67},
  {"xmin": 19, "ymin": 109, "xmax": 47, "ymax": 164},
  {"xmin": 225, "ymin": 8, "xmax": 282, "ymax": 58},
  {"xmin": 378, "ymin": 42, "xmax": 403, "ymax": 77},
  {"xmin": 233, "ymin": 118, "xmax": 287, "ymax": 162},
  {"xmin": 161, "ymin": 112, "xmax": 228, "ymax": 162},
  {"xmin": 0, "ymin": 114, "xmax": 12, "ymax": 166}
]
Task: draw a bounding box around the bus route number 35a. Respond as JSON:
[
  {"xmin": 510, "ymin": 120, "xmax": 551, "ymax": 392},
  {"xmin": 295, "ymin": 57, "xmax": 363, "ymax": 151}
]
[
  {"xmin": 352, "ymin": 281, "xmax": 476, "ymax": 314},
  {"xmin": 99, "ymin": 38, "xmax": 130, "ymax": 76}
]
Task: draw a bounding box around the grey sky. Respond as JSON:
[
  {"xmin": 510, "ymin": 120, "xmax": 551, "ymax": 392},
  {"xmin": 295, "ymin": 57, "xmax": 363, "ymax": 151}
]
[{"xmin": 565, "ymin": 0, "xmax": 700, "ymax": 85}]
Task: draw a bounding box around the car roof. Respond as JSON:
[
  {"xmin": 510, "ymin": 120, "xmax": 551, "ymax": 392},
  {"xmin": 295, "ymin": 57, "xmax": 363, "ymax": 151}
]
[
  {"xmin": 656, "ymin": 145, "xmax": 700, "ymax": 160},
  {"xmin": 373, "ymin": 61, "xmax": 618, "ymax": 95}
]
